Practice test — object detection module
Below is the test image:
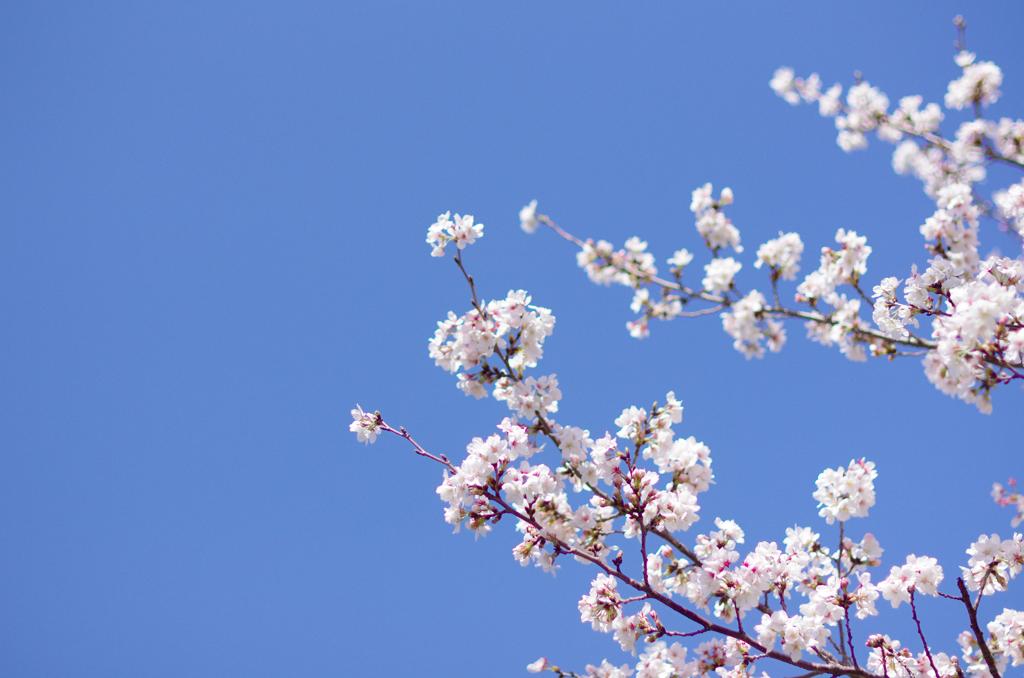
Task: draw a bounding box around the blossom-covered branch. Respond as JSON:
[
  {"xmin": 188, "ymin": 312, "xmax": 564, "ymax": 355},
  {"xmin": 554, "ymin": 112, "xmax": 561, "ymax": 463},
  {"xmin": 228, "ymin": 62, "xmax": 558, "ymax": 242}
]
[
  {"xmin": 517, "ymin": 18, "xmax": 1024, "ymax": 413},
  {"xmin": 353, "ymin": 216, "xmax": 1024, "ymax": 677}
]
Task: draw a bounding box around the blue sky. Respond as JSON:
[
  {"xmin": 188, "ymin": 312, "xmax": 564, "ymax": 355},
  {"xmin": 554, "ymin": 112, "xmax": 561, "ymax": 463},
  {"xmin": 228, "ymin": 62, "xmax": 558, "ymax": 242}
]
[{"xmin": 3, "ymin": 2, "xmax": 1023, "ymax": 676}]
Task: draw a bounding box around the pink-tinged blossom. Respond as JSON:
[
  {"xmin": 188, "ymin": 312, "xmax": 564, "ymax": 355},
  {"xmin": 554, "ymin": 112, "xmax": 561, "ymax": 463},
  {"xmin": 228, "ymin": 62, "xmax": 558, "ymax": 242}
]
[
  {"xmin": 525, "ymin": 657, "xmax": 547, "ymax": 673},
  {"xmin": 702, "ymin": 257, "xmax": 742, "ymax": 293},
  {"xmin": 493, "ymin": 374, "xmax": 562, "ymax": 417},
  {"xmin": 995, "ymin": 181, "xmax": 1024, "ymax": 235},
  {"xmin": 871, "ymin": 276, "xmax": 916, "ymax": 340},
  {"xmin": 817, "ymin": 229, "xmax": 871, "ymax": 291},
  {"xmin": 891, "ymin": 95, "xmax": 944, "ymax": 135},
  {"xmin": 878, "ymin": 554, "xmax": 944, "ymax": 607},
  {"xmin": 844, "ymin": 532, "xmax": 884, "ymax": 570},
  {"xmin": 945, "ymin": 51, "xmax": 1003, "ymax": 109},
  {"xmin": 754, "ymin": 610, "xmax": 828, "ymax": 661},
  {"xmin": 994, "ymin": 480, "xmax": 1024, "ymax": 528},
  {"xmin": 426, "ymin": 211, "xmax": 483, "ymax": 256},
  {"xmin": 962, "ymin": 532, "xmax": 1024, "ymax": 594},
  {"xmin": 988, "ymin": 608, "xmax": 1024, "ymax": 667},
  {"xmin": 754, "ymin": 232, "xmax": 804, "ymax": 281},
  {"xmin": 348, "ymin": 405, "xmax": 380, "ymax": 444},
  {"xmin": 750, "ymin": 51, "xmax": 1021, "ymax": 409},
  {"xmin": 851, "ymin": 572, "xmax": 881, "ymax": 620},
  {"xmin": 612, "ymin": 603, "xmax": 658, "ymax": 653},
  {"xmin": 615, "ymin": 406, "xmax": 648, "ymax": 442},
  {"xmin": 865, "ymin": 635, "xmax": 960, "ymax": 676},
  {"xmin": 721, "ymin": 290, "xmax": 785, "ymax": 359},
  {"xmin": 865, "ymin": 635, "xmax": 925, "ymax": 677},
  {"xmin": 588, "ymin": 433, "xmax": 623, "ymax": 486},
  {"xmin": 583, "ymin": 660, "xmax": 633, "ymax": 678},
  {"xmin": 835, "ymin": 81, "xmax": 890, "ymax": 152},
  {"xmin": 577, "ymin": 237, "xmax": 659, "ymax": 287},
  {"xmin": 691, "ymin": 183, "xmax": 742, "ymax": 252},
  {"xmin": 633, "ymin": 641, "xmax": 696, "ymax": 676},
  {"xmin": 428, "ymin": 289, "xmax": 556, "ymax": 405},
  {"xmin": 579, "ymin": 574, "xmax": 622, "ymax": 632},
  {"xmin": 813, "ymin": 458, "xmax": 877, "ymax": 524}
]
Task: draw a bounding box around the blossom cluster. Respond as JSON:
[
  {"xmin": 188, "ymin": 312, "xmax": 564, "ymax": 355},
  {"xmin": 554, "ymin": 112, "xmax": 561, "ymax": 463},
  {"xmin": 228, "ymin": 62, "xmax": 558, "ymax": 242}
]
[
  {"xmin": 962, "ymin": 533, "xmax": 1024, "ymax": 595},
  {"xmin": 876, "ymin": 555, "xmax": 944, "ymax": 607},
  {"xmin": 428, "ymin": 286, "xmax": 557, "ymax": 413},
  {"xmin": 691, "ymin": 183, "xmax": 741, "ymax": 253},
  {"xmin": 426, "ymin": 211, "xmax": 484, "ymax": 257},
  {"xmin": 354, "ymin": 384, "xmax": 1024, "ymax": 676},
  {"xmin": 769, "ymin": 53, "xmax": 1023, "ymax": 411},
  {"xmin": 812, "ymin": 459, "xmax": 877, "ymax": 525},
  {"xmin": 754, "ymin": 232, "xmax": 803, "ymax": 282},
  {"xmin": 995, "ymin": 181, "xmax": 1024, "ymax": 234},
  {"xmin": 352, "ymin": 209, "xmax": 1024, "ymax": 677},
  {"xmin": 720, "ymin": 290, "xmax": 785, "ymax": 359},
  {"xmin": 989, "ymin": 609, "xmax": 1024, "ymax": 669},
  {"xmin": 576, "ymin": 237, "xmax": 659, "ymax": 289},
  {"xmin": 517, "ymin": 29, "xmax": 1024, "ymax": 411}
]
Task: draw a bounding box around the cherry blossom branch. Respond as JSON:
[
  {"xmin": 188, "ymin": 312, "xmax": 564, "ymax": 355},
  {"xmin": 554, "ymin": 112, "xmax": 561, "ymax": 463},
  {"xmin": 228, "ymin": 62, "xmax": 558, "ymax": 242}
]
[
  {"xmin": 358, "ymin": 220, "xmax": 1024, "ymax": 677},
  {"xmin": 956, "ymin": 577, "xmax": 1002, "ymax": 678},
  {"xmin": 987, "ymin": 147, "xmax": 1024, "ymax": 171},
  {"xmin": 534, "ymin": 213, "xmax": 1024, "ymax": 377},
  {"xmin": 539, "ymin": 214, "xmax": 727, "ymax": 306},
  {"xmin": 453, "ymin": 245, "xmax": 709, "ymax": 570},
  {"xmin": 418, "ymin": 257, "xmax": 990, "ymax": 674},
  {"xmin": 365, "ymin": 397, "xmax": 878, "ymax": 676},
  {"xmin": 870, "ymin": 108, "xmax": 1024, "ymax": 175},
  {"xmin": 461, "ymin": 438, "xmax": 878, "ymax": 677},
  {"xmin": 453, "ymin": 249, "xmax": 484, "ymax": 313},
  {"xmin": 380, "ymin": 47, "xmax": 1024, "ymax": 673},
  {"xmin": 843, "ymin": 603, "xmax": 859, "ymax": 671},
  {"xmin": 909, "ymin": 588, "xmax": 941, "ymax": 678},
  {"xmin": 378, "ymin": 419, "xmax": 458, "ymax": 473},
  {"xmin": 537, "ymin": 213, "xmax": 936, "ymax": 352},
  {"xmin": 780, "ymin": 307, "xmax": 935, "ymax": 352},
  {"xmin": 661, "ymin": 627, "xmax": 710, "ymax": 640}
]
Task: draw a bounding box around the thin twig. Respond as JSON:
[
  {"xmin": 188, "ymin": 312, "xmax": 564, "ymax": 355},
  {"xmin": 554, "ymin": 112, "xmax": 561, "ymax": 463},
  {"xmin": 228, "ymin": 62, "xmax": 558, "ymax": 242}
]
[{"xmin": 910, "ymin": 589, "xmax": 941, "ymax": 678}]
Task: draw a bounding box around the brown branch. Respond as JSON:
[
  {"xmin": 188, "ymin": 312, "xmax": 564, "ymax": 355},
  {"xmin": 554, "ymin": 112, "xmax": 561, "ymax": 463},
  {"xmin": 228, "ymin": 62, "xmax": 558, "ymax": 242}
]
[
  {"xmin": 844, "ymin": 603, "xmax": 859, "ymax": 670},
  {"xmin": 910, "ymin": 589, "xmax": 941, "ymax": 678},
  {"xmin": 378, "ymin": 421, "xmax": 457, "ymax": 473},
  {"xmin": 956, "ymin": 577, "xmax": 1001, "ymax": 678}
]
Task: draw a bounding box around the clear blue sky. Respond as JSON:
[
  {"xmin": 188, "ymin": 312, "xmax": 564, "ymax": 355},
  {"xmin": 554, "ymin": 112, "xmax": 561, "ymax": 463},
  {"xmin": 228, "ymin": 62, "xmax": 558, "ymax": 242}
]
[{"xmin": 3, "ymin": 2, "xmax": 1023, "ymax": 676}]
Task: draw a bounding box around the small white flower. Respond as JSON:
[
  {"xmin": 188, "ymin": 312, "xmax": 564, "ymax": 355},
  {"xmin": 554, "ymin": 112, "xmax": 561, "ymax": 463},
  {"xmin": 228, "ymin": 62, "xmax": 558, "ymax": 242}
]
[
  {"xmin": 519, "ymin": 199, "xmax": 540, "ymax": 233},
  {"xmin": 349, "ymin": 405, "xmax": 380, "ymax": 444}
]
